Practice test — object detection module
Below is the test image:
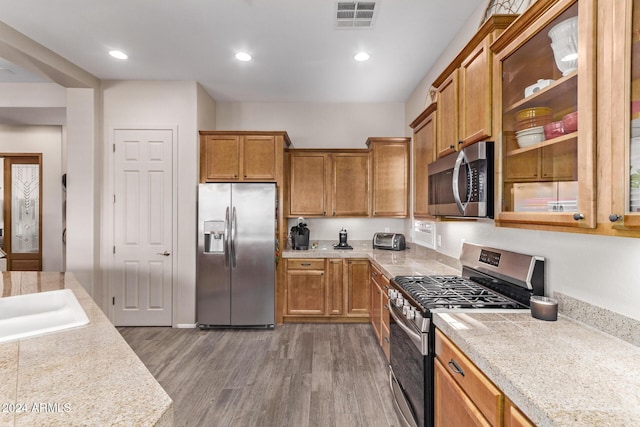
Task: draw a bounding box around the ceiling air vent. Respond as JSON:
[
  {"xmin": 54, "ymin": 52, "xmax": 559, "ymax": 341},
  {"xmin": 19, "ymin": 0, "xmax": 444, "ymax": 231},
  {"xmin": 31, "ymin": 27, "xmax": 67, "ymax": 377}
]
[{"xmin": 335, "ymin": 1, "xmax": 378, "ymax": 29}]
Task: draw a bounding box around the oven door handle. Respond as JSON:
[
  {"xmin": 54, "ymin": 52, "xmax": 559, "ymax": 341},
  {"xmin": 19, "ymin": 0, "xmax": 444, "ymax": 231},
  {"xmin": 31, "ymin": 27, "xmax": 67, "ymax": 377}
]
[{"xmin": 388, "ymin": 303, "xmax": 422, "ymax": 346}]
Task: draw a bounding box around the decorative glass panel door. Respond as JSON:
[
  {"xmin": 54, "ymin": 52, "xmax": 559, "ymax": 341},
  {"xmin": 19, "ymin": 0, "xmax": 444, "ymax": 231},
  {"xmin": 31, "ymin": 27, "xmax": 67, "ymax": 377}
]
[{"xmin": 2, "ymin": 155, "xmax": 42, "ymax": 271}]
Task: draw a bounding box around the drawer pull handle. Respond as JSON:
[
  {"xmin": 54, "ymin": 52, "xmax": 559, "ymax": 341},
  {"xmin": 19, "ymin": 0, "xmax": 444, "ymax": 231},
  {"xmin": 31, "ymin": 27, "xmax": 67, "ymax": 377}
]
[
  {"xmin": 448, "ymin": 359, "xmax": 465, "ymax": 377},
  {"xmin": 301, "ymin": 263, "xmax": 311, "ymax": 266},
  {"xmin": 383, "ymin": 336, "xmax": 390, "ymax": 343}
]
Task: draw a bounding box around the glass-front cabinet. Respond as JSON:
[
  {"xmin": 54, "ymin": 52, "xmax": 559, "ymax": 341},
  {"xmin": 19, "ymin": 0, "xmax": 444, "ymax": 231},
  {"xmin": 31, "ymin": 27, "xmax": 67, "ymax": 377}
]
[
  {"xmin": 492, "ymin": 0, "xmax": 596, "ymax": 228},
  {"xmin": 609, "ymin": 0, "xmax": 640, "ymax": 230}
]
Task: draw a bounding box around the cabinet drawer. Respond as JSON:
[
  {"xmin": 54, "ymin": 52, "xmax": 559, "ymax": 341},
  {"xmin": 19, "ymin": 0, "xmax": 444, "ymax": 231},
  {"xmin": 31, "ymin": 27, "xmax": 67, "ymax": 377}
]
[
  {"xmin": 287, "ymin": 259, "xmax": 325, "ymax": 270},
  {"xmin": 435, "ymin": 329, "xmax": 502, "ymax": 425},
  {"xmin": 370, "ymin": 263, "xmax": 389, "ymax": 288}
]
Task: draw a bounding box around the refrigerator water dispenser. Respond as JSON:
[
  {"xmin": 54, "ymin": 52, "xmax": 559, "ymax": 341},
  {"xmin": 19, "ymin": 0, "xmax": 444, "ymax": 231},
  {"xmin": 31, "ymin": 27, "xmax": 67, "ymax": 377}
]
[{"xmin": 203, "ymin": 220, "xmax": 225, "ymax": 253}]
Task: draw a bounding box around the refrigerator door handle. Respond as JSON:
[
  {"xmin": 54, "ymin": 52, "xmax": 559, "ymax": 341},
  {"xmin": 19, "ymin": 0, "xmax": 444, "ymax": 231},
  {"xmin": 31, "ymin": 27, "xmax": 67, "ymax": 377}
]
[
  {"xmin": 224, "ymin": 207, "xmax": 230, "ymax": 267},
  {"xmin": 231, "ymin": 206, "xmax": 237, "ymax": 268}
]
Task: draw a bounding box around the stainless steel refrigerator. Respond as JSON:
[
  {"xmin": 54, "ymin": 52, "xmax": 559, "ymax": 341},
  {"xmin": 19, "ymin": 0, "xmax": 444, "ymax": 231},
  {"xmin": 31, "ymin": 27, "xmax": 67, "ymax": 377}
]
[{"xmin": 197, "ymin": 183, "xmax": 276, "ymax": 328}]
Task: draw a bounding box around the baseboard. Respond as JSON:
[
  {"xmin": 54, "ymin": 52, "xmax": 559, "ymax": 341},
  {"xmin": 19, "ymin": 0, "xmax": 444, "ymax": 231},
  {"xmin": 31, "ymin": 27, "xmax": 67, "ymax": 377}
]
[{"xmin": 175, "ymin": 323, "xmax": 197, "ymax": 328}]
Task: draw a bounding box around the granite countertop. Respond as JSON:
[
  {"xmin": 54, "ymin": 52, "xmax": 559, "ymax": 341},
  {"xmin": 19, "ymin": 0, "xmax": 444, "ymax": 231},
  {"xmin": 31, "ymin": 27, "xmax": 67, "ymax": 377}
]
[
  {"xmin": 285, "ymin": 241, "xmax": 640, "ymax": 426},
  {"xmin": 0, "ymin": 272, "xmax": 173, "ymax": 427},
  {"xmin": 434, "ymin": 311, "xmax": 640, "ymax": 426},
  {"xmin": 282, "ymin": 239, "xmax": 461, "ymax": 277}
]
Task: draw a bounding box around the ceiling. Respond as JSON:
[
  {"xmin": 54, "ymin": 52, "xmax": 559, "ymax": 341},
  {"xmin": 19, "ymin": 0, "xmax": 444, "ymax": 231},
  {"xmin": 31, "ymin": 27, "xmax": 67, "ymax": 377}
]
[{"xmin": 0, "ymin": 0, "xmax": 484, "ymax": 103}]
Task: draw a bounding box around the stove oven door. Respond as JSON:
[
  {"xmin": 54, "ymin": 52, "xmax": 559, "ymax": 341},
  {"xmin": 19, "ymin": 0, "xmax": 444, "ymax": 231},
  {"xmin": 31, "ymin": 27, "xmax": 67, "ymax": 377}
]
[{"xmin": 389, "ymin": 303, "xmax": 431, "ymax": 427}]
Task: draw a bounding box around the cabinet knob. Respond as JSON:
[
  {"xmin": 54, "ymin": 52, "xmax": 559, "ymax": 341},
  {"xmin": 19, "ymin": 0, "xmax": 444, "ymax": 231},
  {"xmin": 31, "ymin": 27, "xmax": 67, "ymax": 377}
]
[
  {"xmin": 449, "ymin": 144, "xmax": 455, "ymax": 149},
  {"xmin": 572, "ymin": 213, "xmax": 584, "ymax": 221},
  {"xmin": 457, "ymin": 140, "xmax": 463, "ymax": 145},
  {"xmin": 609, "ymin": 214, "xmax": 622, "ymax": 222},
  {"xmin": 323, "ymin": 211, "xmax": 326, "ymax": 216},
  {"xmin": 333, "ymin": 212, "xmax": 336, "ymax": 216}
]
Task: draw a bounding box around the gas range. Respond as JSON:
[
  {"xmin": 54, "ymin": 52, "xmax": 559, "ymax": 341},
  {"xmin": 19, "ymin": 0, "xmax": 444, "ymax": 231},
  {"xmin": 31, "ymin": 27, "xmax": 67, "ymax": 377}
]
[
  {"xmin": 387, "ymin": 242, "xmax": 545, "ymax": 427},
  {"xmin": 388, "ymin": 243, "xmax": 544, "ymax": 333}
]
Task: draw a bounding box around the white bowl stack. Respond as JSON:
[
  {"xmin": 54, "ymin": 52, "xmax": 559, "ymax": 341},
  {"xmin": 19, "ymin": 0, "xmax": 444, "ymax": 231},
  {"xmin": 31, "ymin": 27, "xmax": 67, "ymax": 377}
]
[{"xmin": 515, "ymin": 126, "xmax": 545, "ymax": 148}]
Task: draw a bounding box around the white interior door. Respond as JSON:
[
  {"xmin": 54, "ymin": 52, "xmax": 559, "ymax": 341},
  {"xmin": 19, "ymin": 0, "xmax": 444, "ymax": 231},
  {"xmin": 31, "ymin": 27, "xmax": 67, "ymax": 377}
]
[{"xmin": 113, "ymin": 129, "xmax": 173, "ymax": 326}]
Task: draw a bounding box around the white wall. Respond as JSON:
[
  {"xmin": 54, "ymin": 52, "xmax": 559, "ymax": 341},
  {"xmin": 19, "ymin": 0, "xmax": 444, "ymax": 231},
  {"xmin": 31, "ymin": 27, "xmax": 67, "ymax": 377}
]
[
  {"xmin": 0, "ymin": 125, "xmax": 64, "ymax": 271},
  {"xmin": 216, "ymin": 102, "xmax": 405, "ymax": 148},
  {"xmin": 66, "ymin": 88, "xmax": 98, "ymax": 296},
  {"xmin": 102, "ymin": 80, "xmax": 208, "ymax": 325},
  {"xmin": 405, "ymin": 3, "xmax": 640, "ymax": 321}
]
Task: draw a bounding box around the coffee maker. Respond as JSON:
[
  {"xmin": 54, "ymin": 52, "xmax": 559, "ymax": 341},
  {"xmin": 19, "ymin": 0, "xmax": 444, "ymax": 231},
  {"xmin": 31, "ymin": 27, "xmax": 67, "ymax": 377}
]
[
  {"xmin": 334, "ymin": 227, "xmax": 353, "ymax": 250},
  {"xmin": 290, "ymin": 217, "xmax": 310, "ymax": 250}
]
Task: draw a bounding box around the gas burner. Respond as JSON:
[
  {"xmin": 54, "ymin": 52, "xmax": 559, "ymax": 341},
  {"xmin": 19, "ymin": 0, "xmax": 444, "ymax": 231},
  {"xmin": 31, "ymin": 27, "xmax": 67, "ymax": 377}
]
[{"xmin": 392, "ymin": 275, "xmax": 523, "ymax": 310}]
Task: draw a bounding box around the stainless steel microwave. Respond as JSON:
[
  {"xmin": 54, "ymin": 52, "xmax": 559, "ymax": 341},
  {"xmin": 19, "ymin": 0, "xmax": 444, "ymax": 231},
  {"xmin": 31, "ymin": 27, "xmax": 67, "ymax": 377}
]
[{"xmin": 427, "ymin": 141, "xmax": 494, "ymax": 218}]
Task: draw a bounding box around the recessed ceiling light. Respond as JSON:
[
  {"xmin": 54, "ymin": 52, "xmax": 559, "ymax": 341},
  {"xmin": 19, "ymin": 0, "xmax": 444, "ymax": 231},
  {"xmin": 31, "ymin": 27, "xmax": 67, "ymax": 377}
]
[
  {"xmin": 235, "ymin": 52, "xmax": 252, "ymax": 62},
  {"xmin": 354, "ymin": 52, "xmax": 370, "ymax": 62},
  {"xmin": 109, "ymin": 50, "xmax": 128, "ymax": 60}
]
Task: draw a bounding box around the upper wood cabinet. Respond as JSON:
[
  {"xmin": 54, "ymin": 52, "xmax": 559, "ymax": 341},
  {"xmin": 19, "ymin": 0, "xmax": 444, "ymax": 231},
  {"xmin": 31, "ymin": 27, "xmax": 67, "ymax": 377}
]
[
  {"xmin": 492, "ymin": 0, "xmax": 596, "ymax": 229},
  {"xmin": 433, "ymin": 15, "xmax": 517, "ymax": 159},
  {"xmin": 287, "ymin": 150, "xmax": 370, "ymax": 217},
  {"xmin": 410, "ymin": 103, "xmax": 437, "ymax": 218},
  {"xmin": 367, "ymin": 137, "xmax": 411, "ymax": 217},
  {"xmin": 606, "ymin": 0, "xmax": 640, "ymax": 234},
  {"xmin": 199, "ymin": 131, "xmax": 291, "ymax": 182}
]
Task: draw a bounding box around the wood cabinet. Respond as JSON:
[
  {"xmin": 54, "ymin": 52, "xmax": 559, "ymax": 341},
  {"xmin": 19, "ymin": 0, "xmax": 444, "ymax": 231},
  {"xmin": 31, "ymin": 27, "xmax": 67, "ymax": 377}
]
[
  {"xmin": 284, "ymin": 259, "xmax": 326, "ymax": 316},
  {"xmin": 410, "ymin": 103, "xmax": 437, "ymax": 218},
  {"xmin": 606, "ymin": 0, "xmax": 640, "ymax": 234},
  {"xmin": 435, "ymin": 329, "xmax": 503, "ymax": 426},
  {"xmin": 504, "ymin": 399, "xmax": 535, "ymax": 427},
  {"xmin": 367, "ymin": 137, "xmax": 410, "ymax": 217},
  {"xmin": 283, "ymin": 258, "xmax": 369, "ymax": 322},
  {"xmin": 492, "ymin": 0, "xmax": 597, "ymax": 229},
  {"xmin": 433, "ymin": 15, "xmax": 517, "ymax": 159},
  {"xmin": 436, "ymin": 70, "xmax": 459, "ymax": 158},
  {"xmin": 287, "ymin": 150, "xmax": 370, "ymax": 217},
  {"xmin": 369, "ymin": 263, "xmax": 390, "ymax": 362},
  {"xmin": 199, "ymin": 131, "xmax": 291, "ymax": 182}
]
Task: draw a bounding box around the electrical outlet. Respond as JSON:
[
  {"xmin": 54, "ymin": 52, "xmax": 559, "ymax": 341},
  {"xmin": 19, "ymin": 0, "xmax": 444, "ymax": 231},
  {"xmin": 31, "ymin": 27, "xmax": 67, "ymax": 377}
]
[{"xmin": 437, "ymin": 234, "xmax": 442, "ymax": 247}]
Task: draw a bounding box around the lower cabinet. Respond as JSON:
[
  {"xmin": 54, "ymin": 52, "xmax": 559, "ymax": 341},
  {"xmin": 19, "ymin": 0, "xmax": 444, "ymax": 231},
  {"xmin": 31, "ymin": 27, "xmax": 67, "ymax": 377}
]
[
  {"xmin": 435, "ymin": 329, "xmax": 534, "ymax": 427},
  {"xmin": 370, "ymin": 263, "xmax": 391, "ymax": 362},
  {"xmin": 284, "ymin": 258, "xmax": 369, "ymax": 322}
]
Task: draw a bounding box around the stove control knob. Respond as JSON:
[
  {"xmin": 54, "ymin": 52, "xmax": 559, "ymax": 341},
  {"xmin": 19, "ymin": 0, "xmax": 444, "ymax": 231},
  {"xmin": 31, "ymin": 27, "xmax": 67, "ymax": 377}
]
[
  {"xmin": 395, "ymin": 296, "xmax": 404, "ymax": 308},
  {"xmin": 406, "ymin": 309, "xmax": 416, "ymax": 320},
  {"xmin": 388, "ymin": 289, "xmax": 397, "ymax": 299},
  {"xmin": 402, "ymin": 305, "xmax": 409, "ymax": 315}
]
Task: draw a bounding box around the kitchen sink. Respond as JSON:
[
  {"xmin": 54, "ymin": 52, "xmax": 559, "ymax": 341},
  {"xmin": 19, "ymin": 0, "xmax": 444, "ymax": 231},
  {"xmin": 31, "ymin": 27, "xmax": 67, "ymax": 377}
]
[{"xmin": 0, "ymin": 289, "xmax": 90, "ymax": 344}]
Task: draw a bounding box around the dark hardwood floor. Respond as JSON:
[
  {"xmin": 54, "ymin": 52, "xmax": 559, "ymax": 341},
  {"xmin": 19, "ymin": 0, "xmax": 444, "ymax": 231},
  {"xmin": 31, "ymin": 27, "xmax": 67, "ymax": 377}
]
[{"xmin": 119, "ymin": 324, "xmax": 403, "ymax": 427}]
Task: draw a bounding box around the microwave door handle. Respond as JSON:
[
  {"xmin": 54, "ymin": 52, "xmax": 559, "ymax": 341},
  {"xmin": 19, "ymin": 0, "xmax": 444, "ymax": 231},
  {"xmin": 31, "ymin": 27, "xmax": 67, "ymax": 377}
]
[{"xmin": 452, "ymin": 150, "xmax": 468, "ymax": 214}]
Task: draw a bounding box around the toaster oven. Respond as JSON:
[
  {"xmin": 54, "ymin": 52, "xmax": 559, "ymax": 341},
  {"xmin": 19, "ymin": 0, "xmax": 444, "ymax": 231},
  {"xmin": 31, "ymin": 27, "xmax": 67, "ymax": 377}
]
[{"xmin": 372, "ymin": 233, "xmax": 406, "ymax": 251}]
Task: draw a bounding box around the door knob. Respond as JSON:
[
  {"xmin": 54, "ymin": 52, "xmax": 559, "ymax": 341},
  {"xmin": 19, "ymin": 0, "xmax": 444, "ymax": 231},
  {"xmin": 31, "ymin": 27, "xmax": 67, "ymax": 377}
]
[{"xmin": 157, "ymin": 251, "xmax": 171, "ymax": 256}]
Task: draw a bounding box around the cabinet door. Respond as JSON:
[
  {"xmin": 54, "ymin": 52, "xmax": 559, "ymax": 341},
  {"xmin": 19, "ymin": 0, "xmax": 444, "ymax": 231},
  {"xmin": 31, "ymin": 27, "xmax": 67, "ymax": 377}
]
[
  {"xmin": 371, "ymin": 141, "xmax": 410, "ymax": 217},
  {"xmin": 332, "ymin": 153, "xmax": 371, "ymax": 216},
  {"xmin": 434, "ymin": 359, "xmax": 492, "ymax": 427},
  {"xmin": 369, "ymin": 276, "xmax": 382, "ymax": 342},
  {"xmin": 201, "ymin": 135, "xmax": 240, "ymax": 181},
  {"xmin": 285, "ymin": 269, "xmax": 326, "ymax": 315},
  {"xmin": 346, "ymin": 259, "xmax": 369, "ymax": 316},
  {"xmin": 504, "ymin": 399, "xmax": 535, "ymax": 427},
  {"xmin": 289, "ymin": 153, "xmax": 328, "ymax": 216},
  {"xmin": 494, "ymin": 0, "xmax": 596, "ymax": 229},
  {"xmin": 243, "ymin": 135, "xmax": 277, "ymax": 180},
  {"xmin": 327, "ymin": 259, "xmax": 344, "ymax": 315},
  {"xmin": 609, "ymin": 0, "xmax": 640, "ymax": 230},
  {"xmin": 412, "ymin": 106, "xmax": 437, "ymax": 218},
  {"xmin": 459, "ymin": 39, "xmax": 492, "ymax": 146},
  {"xmin": 436, "ymin": 70, "xmax": 459, "ymax": 158}
]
